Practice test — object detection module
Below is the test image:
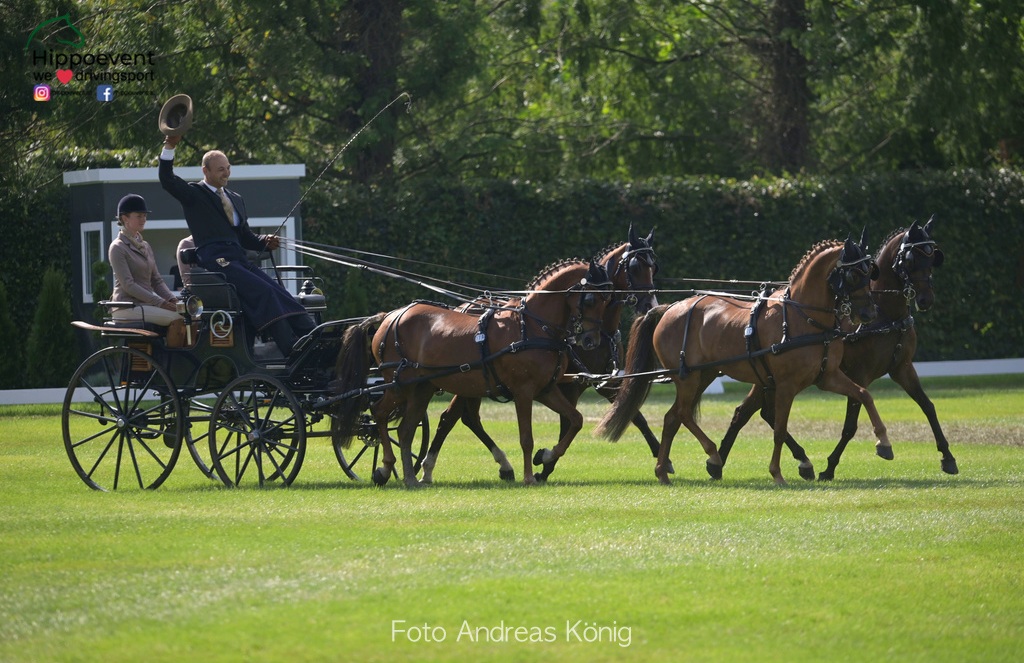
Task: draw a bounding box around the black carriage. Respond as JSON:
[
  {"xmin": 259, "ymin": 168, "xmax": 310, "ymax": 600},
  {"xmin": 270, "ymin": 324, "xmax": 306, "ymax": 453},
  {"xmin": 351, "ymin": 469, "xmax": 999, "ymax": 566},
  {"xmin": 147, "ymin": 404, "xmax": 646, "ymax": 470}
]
[{"xmin": 62, "ymin": 257, "xmax": 428, "ymax": 491}]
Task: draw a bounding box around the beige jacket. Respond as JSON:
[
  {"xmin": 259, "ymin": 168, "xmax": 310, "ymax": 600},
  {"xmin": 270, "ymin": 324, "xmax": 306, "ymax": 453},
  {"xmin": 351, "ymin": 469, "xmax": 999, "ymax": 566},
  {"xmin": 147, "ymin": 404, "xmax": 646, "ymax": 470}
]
[{"xmin": 109, "ymin": 231, "xmax": 174, "ymax": 306}]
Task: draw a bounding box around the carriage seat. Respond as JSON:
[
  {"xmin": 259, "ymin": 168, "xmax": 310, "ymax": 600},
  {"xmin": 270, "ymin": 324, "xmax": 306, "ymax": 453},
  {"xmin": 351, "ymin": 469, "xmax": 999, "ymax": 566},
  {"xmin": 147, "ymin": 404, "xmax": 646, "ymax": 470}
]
[
  {"xmin": 98, "ymin": 301, "xmax": 170, "ymax": 334},
  {"xmin": 178, "ymin": 247, "xmax": 326, "ymax": 313}
]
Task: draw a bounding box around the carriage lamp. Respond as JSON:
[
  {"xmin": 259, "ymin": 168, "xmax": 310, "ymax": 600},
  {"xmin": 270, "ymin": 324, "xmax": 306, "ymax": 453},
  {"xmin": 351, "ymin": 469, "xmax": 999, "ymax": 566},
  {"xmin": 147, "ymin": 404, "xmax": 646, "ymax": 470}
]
[{"xmin": 301, "ymin": 279, "xmax": 324, "ymax": 296}]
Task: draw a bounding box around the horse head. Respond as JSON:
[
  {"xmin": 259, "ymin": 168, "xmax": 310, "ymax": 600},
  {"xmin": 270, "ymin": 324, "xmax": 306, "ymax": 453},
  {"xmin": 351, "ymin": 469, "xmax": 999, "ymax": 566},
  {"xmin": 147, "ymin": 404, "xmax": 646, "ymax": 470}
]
[
  {"xmin": 611, "ymin": 223, "xmax": 658, "ymax": 314},
  {"xmin": 570, "ymin": 259, "xmax": 614, "ymax": 350},
  {"xmin": 827, "ymin": 229, "xmax": 879, "ymax": 324},
  {"xmin": 891, "ymin": 216, "xmax": 944, "ymax": 312}
]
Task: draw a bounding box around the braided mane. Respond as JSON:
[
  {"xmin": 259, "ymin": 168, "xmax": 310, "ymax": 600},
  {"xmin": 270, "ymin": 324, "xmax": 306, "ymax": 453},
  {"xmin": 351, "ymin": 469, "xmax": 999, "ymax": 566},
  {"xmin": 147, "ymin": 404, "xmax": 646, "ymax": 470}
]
[
  {"xmin": 525, "ymin": 257, "xmax": 588, "ymax": 290},
  {"xmin": 788, "ymin": 239, "xmax": 843, "ymax": 283}
]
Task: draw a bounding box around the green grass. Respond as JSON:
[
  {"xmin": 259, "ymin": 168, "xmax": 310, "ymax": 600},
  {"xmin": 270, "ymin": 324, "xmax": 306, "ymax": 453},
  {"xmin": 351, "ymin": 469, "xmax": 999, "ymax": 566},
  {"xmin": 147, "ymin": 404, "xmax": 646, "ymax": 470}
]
[{"xmin": 2, "ymin": 375, "xmax": 1023, "ymax": 662}]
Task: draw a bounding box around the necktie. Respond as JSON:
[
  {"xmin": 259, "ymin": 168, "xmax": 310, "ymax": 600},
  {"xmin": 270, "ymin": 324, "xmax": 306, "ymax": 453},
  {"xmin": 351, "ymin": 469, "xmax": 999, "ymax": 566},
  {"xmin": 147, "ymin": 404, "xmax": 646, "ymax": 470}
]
[{"xmin": 218, "ymin": 188, "xmax": 236, "ymax": 225}]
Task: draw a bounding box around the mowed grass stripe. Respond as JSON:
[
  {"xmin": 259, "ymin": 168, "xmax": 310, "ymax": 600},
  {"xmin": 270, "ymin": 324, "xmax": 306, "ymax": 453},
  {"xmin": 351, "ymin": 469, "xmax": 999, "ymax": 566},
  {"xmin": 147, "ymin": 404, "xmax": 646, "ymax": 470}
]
[{"xmin": 0, "ymin": 376, "xmax": 1021, "ymax": 662}]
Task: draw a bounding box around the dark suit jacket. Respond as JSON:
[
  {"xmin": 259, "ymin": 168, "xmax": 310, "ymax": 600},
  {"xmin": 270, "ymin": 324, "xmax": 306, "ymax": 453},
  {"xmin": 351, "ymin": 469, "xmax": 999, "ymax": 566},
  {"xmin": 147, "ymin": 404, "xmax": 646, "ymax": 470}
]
[{"xmin": 158, "ymin": 157, "xmax": 265, "ymax": 252}]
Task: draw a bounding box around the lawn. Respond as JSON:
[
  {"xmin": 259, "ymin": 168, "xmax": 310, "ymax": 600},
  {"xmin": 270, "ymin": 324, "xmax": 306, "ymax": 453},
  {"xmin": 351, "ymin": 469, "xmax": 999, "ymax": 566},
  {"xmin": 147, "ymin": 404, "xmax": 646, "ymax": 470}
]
[{"xmin": 1, "ymin": 375, "xmax": 1022, "ymax": 662}]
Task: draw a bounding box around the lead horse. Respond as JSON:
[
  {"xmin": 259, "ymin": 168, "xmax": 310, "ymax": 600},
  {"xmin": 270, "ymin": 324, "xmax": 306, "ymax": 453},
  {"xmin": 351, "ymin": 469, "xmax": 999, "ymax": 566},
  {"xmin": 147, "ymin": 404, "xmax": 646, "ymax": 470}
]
[
  {"xmin": 331, "ymin": 258, "xmax": 613, "ymax": 487},
  {"xmin": 596, "ymin": 234, "xmax": 888, "ymax": 484},
  {"xmin": 418, "ymin": 225, "xmax": 665, "ymax": 483},
  {"xmin": 718, "ymin": 217, "xmax": 957, "ymax": 480}
]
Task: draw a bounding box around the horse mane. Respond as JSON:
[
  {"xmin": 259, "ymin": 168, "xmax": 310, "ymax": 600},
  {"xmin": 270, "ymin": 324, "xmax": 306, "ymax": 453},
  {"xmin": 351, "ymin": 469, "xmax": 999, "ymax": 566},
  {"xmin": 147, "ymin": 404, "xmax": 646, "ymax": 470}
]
[
  {"xmin": 874, "ymin": 226, "xmax": 906, "ymax": 265},
  {"xmin": 595, "ymin": 242, "xmax": 623, "ymax": 262},
  {"xmin": 788, "ymin": 239, "xmax": 843, "ymax": 283},
  {"xmin": 525, "ymin": 257, "xmax": 588, "ymax": 290}
]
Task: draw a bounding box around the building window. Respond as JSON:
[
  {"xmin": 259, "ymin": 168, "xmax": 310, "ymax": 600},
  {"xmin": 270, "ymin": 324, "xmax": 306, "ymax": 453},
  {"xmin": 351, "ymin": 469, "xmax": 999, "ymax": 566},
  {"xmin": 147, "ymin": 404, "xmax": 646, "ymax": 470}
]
[{"xmin": 81, "ymin": 223, "xmax": 104, "ymax": 302}]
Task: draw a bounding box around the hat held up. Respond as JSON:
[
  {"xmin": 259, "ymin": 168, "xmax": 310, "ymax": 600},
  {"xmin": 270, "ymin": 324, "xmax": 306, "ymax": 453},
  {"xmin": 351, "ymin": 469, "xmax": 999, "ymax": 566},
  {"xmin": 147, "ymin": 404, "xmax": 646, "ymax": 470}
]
[{"xmin": 158, "ymin": 94, "xmax": 193, "ymax": 136}]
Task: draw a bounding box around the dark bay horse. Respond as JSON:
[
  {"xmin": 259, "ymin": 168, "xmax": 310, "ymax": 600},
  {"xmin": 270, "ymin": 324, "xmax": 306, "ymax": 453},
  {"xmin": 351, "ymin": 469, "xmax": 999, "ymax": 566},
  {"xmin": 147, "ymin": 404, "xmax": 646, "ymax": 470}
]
[
  {"xmin": 331, "ymin": 259, "xmax": 613, "ymax": 487},
  {"xmin": 596, "ymin": 235, "xmax": 887, "ymax": 485},
  {"xmin": 718, "ymin": 217, "xmax": 956, "ymax": 480},
  {"xmin": 419, "ymin": 226, "xmax": 665, "ymax": 483}
]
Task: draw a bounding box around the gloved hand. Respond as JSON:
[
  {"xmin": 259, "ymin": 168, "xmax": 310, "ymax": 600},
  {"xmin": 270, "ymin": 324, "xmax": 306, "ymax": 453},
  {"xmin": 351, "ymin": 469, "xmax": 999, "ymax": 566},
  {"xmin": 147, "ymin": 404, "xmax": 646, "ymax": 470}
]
[{"xmin": 160, "ymin": 299, "xmax": 178, "ymax": 312}]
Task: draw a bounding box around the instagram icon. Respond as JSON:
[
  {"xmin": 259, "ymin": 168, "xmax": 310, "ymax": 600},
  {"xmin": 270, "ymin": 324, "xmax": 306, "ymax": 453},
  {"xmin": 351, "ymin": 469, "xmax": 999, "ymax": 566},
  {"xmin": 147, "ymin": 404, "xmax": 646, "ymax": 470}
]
[{"xmin": 33, "ymin": 84, "xmax": 51, "ymax": 102}]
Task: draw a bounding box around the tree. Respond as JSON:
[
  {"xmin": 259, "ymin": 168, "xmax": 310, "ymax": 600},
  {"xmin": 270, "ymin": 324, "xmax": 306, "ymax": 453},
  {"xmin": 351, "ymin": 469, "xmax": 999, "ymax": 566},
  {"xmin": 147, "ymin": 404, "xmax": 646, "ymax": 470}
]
[
  {"xmin": 25, "ymin": 266, "xmax": 78, "ymax": 388},
  {"xmin": 0, "ymin": 282, "xmax": 21, "ymax": 389}
]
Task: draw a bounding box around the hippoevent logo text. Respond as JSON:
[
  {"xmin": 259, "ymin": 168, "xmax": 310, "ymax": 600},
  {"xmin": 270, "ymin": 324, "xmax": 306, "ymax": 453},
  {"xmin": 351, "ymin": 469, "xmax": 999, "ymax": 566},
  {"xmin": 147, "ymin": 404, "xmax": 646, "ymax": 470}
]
[{"xmin": 25, "ymin": 13, "xmax": 157, "ymax": 98}]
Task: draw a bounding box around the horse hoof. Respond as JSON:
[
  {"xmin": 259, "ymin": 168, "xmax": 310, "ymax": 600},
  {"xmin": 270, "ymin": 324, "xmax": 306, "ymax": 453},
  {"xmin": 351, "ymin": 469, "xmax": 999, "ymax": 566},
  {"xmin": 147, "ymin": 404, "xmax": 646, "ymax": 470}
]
[
  {"xmin": 371, "ymin": 467, "xmax": 390, "ymax": 486},
  {"xmin": 665, "ymin": 460, "xmax": 676, "ymax": 475},
  {"xmin": 532, "ymin": 449, "xmax": 549, "ymax": 466},
  {"xmin": 876, "ymin": 445, "xmax": 894, "ymax": 461},
  {"xmin": 941, "ymin": 457, "xmax": 959, "ymax": 475},
  {"xmin": 706, "ymin": 460, "xmax": 723, "ymax": 480},
  {"xmin": 499, "ymin": 469, "xmax": 516, "ymax": 482},
  {"xmin": 656, "ymin": 474, "xmax": 671, "ymax": 485},
  {"xmin": 798, "ymin": 465, "xmax": 815, "ymax": 481},
  {"xmin": 817, "ymin": 470, "xmax": 835, "ymax": 482}
]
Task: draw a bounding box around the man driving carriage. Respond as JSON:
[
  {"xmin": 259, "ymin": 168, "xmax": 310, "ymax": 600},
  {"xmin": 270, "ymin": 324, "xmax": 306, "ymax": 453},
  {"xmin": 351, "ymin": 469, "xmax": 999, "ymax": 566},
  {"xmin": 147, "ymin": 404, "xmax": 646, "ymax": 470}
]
[{"xmin": 158, "ymin": 133, "xmax": 315, "ymax": 356}]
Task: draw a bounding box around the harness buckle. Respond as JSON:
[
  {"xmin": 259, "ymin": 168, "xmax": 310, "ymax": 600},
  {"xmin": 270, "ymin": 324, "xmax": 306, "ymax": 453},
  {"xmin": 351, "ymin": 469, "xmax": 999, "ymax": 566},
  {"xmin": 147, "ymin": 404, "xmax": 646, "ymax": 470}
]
[
  {"xmin": 474, "ymin": 332, "xmax": 486, "ymax": 343},
  {"xmin": 459, "ymin": 363, "xmax": 472, "ymax": 373}
]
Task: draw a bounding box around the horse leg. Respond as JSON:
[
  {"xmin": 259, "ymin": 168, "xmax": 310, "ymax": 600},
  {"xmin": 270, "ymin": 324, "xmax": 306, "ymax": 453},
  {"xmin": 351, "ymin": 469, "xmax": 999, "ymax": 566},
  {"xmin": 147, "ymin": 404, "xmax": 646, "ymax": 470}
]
[
  {"xmin": 890, "ymin": 362, "xmax": 958, "ymax": 475},
  {"xmin": 419, "ymin": 394, "xmax": 464, "ymax": 483},
  {"xmin": 663, "ymin": 375, "xmax": 721, "ymax": 483},
  {"xmin": 513, "ymin": 396, "xmax": 537, "ymax": 486},
  {"xmin": 818, "ymin": 371, "xmax": 890, "ymax": 462},
  {"xmin": 532, "ymin": 388, "xmax": 585, "ymax": 482},
  {"xmin": 596, "ymin": 383, "xmax": 671, "ymax": 473},
  {"xmin": 719, "ymin": 385, "xmax": 763, "ymax": 467},
  {"xmin": 396, "ymin": 388, "xmax": 433, "ymax": 488},
  {"xmin": 371, "ymin": 393, "xmax": 399, "ymax": 487},
  {"xmin": 765, "ymin": 388, "xmax": 798, "ymax": 485},
  {"xmin": 459, "ymin": 398, "xmax": 515, "ymax": 481},
  {"xmin": 757, "ymin": 389, "xmax": 815, "ymax": 481},
  {"xmin": 818, "ymin": 398, "xmax": 861, "ymax": 481}
]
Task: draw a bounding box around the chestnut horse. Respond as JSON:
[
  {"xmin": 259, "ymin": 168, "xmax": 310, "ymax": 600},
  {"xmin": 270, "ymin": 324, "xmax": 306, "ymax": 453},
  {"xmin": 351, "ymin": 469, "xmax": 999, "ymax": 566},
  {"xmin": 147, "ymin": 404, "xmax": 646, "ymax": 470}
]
[
  {"xmin": 717, "ymin": 217, "xmax": 956, "ymax": 479},
  {"xmin": 596, "ymin": 235, "xmax": 887, "ymax": 484},
  {"xmin": 331, "ymin": 258, "xmax": 613, "ymax": 487},
  {"xmin": 419, "ymin": 225, "xmax": 665, "ymax": 483}
]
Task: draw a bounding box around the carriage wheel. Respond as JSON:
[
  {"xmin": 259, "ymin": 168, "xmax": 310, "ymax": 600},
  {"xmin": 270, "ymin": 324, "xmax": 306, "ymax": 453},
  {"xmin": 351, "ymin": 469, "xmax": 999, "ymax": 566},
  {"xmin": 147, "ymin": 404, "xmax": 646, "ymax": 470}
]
[
  {"xmin": 209, "ymin": 374, "xmax": 306, "ymax": 487},
  {"xmin": 62, "ymin": 346, "xmax": 183, "ymax": 491},
  {"xmin": 181, "ymin": 391, "xmax": 219, "ymax": 480},
  {"xmin": 333, "ymin": 413, "xmax": 429, "ymax": 481}
]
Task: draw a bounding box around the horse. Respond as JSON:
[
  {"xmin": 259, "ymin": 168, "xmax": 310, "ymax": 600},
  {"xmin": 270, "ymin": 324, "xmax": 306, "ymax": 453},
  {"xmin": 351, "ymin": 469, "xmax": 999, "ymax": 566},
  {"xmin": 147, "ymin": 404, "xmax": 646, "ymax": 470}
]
[
  {"xmin": 331, "ymin": 258, "xmax": 614, "ymax": 487},
  {"xmin": 595, "ymin": 233, "xmax": 887, "ymax": 485},
  {"xmin": 717, "ymin": 217, "xmax": 956, "ymax": 480},
  {"xmin": 417, "ymin": 225, "xmax": 666, "ymax": 483}
]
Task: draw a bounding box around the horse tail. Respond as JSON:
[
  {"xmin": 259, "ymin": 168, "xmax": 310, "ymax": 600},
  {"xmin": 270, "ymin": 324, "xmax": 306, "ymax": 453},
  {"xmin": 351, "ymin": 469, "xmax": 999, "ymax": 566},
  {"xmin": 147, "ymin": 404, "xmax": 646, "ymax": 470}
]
[
  {"xmin": 330, "ymin": 312, "xmax": 386, "ymax": 449},
  {"xmin": 595, "ymin": 304, "xmax": 668, "ymax": 441}
]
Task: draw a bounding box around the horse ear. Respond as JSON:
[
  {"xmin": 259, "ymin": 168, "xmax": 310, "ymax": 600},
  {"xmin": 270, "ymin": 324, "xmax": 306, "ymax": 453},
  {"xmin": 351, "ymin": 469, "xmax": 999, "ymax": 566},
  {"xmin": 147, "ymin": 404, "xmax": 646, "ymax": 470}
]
[
  {"xmin": 924, "ymin": 214, "xmax": 936, "ymax": 236},
  {"xmin": 646, "ymin": 227, "xmax": 655, "ymax": 245},
  {"xmin": 859, "ymin": 226, "xmax": 868, "ymax": 251},
  {"xmin": 628, "ymin": 223, "xmax": 638, "ymax": 246}
]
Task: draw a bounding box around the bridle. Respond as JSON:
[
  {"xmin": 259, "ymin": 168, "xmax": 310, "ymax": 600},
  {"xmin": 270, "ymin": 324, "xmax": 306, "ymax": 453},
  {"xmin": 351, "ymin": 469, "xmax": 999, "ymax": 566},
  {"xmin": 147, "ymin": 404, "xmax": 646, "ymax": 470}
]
[
  {"xmin": 613, "ymin": 245, "xmax": 658, "ymax": 311},
  {"xmin": 828, "ymin": 249, "xmax": 878, "ymax": 321},
  {"xmin": 893, "ymin": 235, "xmax": 943, "ymax": 305}
]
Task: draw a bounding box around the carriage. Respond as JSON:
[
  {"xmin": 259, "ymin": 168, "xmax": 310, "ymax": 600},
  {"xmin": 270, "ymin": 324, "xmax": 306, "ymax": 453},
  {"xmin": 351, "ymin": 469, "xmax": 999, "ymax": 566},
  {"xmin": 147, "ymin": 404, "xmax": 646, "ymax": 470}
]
[
  {"xmin": 62, "ymin": 256, "xmax": 429, "ymax": 491},
  {"xmin": 62, "ymin": 220, "xmax": 953, "ymax": 490}
]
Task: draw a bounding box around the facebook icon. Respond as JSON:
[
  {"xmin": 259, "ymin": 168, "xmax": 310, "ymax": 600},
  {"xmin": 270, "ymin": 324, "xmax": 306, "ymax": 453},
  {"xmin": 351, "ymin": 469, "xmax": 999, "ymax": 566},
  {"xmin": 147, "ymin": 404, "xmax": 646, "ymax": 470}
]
[{"xmin": 96, "ymin": 85, "xmax": 114, "ymax": 102}]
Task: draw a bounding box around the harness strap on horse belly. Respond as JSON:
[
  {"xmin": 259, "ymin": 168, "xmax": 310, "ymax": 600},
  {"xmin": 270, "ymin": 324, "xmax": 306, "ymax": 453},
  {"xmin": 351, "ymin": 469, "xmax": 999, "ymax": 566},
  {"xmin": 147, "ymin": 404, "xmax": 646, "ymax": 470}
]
[
  {"xmin": 677, "ymin": 295, "xmax": 708, "ymax": 378},
  {"xmin": 745, "ymin": 291, "xmax": 775, "ymax": 389},
  {"xmin": 477, "ymin": 308, "xmax": 514, "ymax": 402}
]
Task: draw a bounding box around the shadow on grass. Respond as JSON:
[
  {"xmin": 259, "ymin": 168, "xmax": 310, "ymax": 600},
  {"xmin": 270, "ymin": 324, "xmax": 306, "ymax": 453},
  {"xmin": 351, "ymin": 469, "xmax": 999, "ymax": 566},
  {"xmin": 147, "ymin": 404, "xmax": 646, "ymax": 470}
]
[{"xmin": 167, "ymin": 473, "xmax": 1013, "ymax": 493}]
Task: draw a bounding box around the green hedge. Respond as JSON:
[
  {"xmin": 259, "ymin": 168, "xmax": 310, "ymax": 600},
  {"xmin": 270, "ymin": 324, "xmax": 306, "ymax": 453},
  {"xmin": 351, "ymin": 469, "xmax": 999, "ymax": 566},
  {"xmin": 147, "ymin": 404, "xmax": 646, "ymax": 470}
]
[{"xmin": 304, "ymin": 169, "xmax": 1024, "ymax": 361}]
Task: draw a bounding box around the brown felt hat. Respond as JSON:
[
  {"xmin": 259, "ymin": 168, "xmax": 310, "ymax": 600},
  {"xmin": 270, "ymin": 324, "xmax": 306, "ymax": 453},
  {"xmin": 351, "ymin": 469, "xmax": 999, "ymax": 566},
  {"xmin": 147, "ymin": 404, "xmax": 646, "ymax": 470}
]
[{"xmin": 158, "ymin": 94, "xmax": 193, "ymax": 136}]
